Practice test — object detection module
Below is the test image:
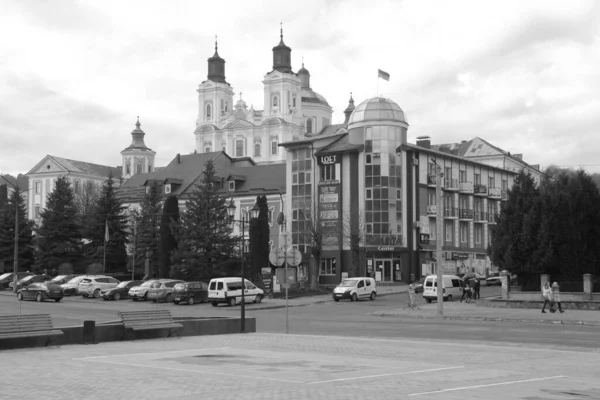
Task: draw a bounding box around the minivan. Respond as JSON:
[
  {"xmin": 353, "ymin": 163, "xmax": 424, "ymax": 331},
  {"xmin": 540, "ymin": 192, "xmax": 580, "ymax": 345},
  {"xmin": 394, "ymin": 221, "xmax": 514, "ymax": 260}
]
[
  {"xmin": 422, "ymin": 274, "xmax": 464, "ymax": 303},
  {"xmin": 173, "ymin": 281, "xmax": 209, "ymax": 305},
  {"xmin": 332, "ymin": 277, "xmax": 377, "ymax": 302},
  {"xmin": 208, "ymin": 277, "xmax": 264, "ymax": 307}
]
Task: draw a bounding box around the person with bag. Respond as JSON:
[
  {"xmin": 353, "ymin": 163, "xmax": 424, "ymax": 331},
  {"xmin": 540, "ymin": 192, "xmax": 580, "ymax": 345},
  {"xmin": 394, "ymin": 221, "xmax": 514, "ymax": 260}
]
[
  {"xmin": 541, "ymin": 282, "xmax": 553, "ymax": 313},
  {"xmin": 551, "ymin": 282, "xmax": 564, "ymax": 313}
]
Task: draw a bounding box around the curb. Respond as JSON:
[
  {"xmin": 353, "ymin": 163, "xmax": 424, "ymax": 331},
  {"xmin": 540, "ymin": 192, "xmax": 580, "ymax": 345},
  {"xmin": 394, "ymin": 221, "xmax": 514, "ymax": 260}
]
[{"xmin": 372, "ymin": 312, "xmax": 600, "ymax": 326}]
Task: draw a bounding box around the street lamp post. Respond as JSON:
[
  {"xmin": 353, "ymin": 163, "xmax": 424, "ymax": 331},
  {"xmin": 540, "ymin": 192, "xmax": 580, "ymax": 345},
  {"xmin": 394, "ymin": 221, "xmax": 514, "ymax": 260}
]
[
  {"xmin": 227, "ymin": 199, "xmax": 260, "ymax": 333},
  {"xmin": 430, "ymin": 159, "xmax": 444, "ymax": 316}
]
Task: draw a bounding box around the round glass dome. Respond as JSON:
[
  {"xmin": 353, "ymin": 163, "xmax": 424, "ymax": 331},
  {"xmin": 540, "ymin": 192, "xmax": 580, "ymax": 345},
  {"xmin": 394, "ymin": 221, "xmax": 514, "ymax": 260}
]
[{"xmin": 348, "ymin": 97, "xmax": 407, "ymax": 125}]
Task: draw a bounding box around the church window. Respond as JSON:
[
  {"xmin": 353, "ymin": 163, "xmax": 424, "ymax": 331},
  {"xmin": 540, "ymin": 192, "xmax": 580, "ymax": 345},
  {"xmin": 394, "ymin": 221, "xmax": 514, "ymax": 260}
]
[
  {"xmin": 306, "ymin": 118, "xmax": 314, "ymax": 134},
  {"xmin": 220, "ymin": 99, "xmax": 224, "ymax": 113},
  {"xmin": 35, "ymin": 181, "xmax": 41, "ymax": 194},
  {"xmin": 148, "ymin": 162, "xmax": 152, "ymax": 173},
  {"xmin": 273, "ymin": 95, "xmax": 279, "ymax": 107},
  {"xmin": 254, "ymin": 143, "xmax": 261, "ymax": 157},
  {"xmin": 74, "ymin": 179, "xmax": 81, "ymax": 194},
  {"xmin": 205, "ymin": 147, "xmax": 211, "ymax": 153},
  {"xmin": 35, "ymin": 205, "xmax": 40, "ymax": 218},
  {"xmin": 271, "ymin": 141, "xmax": 278, "ymax": 155},
  {"xmin": 293, "ymin": 96, "xmax": 296, "ymax": 107},
  {"xmin": 136, "ymin": 160, "xmax": 142, "ymax": 174},
  {"xmin": 206, "ymin": 104, "xmax": 212, "ymax": 119},
  {"xmin": 126, "ymin": 162, "xmax": 131, "ymax": 175},
  {"xmin": 225, "ymin": 101, "xmax": 228, "ymax": 112},
  {"xmin": 235, "ymin": 139, "xmax": 244, "ymax": 157}
]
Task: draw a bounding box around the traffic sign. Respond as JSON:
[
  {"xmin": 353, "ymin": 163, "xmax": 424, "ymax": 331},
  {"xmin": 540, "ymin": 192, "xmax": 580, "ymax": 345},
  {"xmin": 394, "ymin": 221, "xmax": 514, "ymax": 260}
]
[
  {"xmin": 279, "ymin": 231, "xmax": 292, "ymax": 248},
  {"xmin": 288, "ymin": 248, "xmax": 302, "ymax": 266},
  {"xmin": 269, "ymin": 247, "xmax": 302, "ymax": 267},
  {"xmin": 269, "ymin": 248, "xmax": 285, "ymax": 267}
]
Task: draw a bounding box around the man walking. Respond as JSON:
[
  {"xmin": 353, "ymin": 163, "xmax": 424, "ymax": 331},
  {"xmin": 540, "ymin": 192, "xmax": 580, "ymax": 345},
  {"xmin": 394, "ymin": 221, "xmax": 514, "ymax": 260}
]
[
  {"xmin": 541, "ymin": 282, "xmax": 553, "ymax": 313},
  {"xmin": 473, "ymin": 278, "xmax": 481, "ymax": 300},
  {"xmin": 552, "ymin": 282, "xmax": 565, "ymax": 313}
]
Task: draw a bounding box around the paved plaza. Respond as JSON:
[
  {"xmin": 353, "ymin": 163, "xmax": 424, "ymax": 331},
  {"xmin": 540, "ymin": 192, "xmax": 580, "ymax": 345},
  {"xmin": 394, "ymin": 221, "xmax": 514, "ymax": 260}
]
[{"xmin": 2, "ymin": 332, "xmax": 600, "ymax": 400}]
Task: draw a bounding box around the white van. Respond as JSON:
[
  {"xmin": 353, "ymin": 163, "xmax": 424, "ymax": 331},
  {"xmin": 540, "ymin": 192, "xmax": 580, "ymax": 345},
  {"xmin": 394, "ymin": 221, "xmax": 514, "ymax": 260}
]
[
  {"xmin": 208, "ymin": 277, "xmax": 264, "ymax": 307},
  {"xmin": 422, "ymin": 274, "xmax": 463, "ymax": 303},
  {"xmin": 332, "ymin": 277, "xmax": 377, "ymax": 302}
]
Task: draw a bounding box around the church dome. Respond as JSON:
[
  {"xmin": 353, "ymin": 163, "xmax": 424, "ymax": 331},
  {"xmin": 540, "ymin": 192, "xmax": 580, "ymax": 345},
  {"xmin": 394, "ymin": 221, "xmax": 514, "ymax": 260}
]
[
  {"xmin": 348, "ymin": 97, "xmax": 407, "ymax": 126},
  {"xmin": 301, "ymin": 88, "xmax": 329, "ymax": 106}
]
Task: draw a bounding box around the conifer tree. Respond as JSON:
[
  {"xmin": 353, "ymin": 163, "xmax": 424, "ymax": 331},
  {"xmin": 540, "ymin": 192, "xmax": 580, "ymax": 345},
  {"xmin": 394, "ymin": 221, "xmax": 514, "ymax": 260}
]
[
  {"xmin": 171, "ymin": 159, "xmax": 236, "ymax": 281},
  {"xmin": 249, "ymin": 195, "xmax": 270, "ymax": 285},
  {"xmin": 36, "ymin": 176, "xmax": 83, "ymax": 271},
  {"xmin": 0, "ymin": 187, "xmax": 35, "ymax": 271},
  {"xmin": 135, "ymin": 181, "xmax": 163, "ymax": 277},
  {"xmin": 159, "ymin": 194, "xmax": 179, "ymax": 278},
  {"xmin": 0, "ymin": 184, "xmax": 7, "ymax": 210}
]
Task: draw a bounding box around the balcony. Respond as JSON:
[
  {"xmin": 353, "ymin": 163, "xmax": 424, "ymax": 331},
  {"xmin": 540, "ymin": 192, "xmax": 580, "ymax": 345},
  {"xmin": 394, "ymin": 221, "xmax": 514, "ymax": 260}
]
[
  {"xmin": 426, "ymin": 204, "xmax": 437, "ymax": 216},
  {"xmin": 459, "ymin": 181, "xmax": 473, "ymax": 193},
  {"xmin": 458, "ymin": 208, "xmax": 473, "ymax": 220},
  {"xmin": 444, "ymin": 207, "xmax": 458, "ymax": 218},
  {"xmin": 489, "ymin": 187, "xmax": 501, "ymax": 198},
  {"xmin": 444, "ymin": 178, "xmax": 459, "ymax": 191},
  {"xmin": 501, "ymin": 190, "xmax": 508, "ymax": 201},
  {"xmin": 474, "ymin": 184, "xmax": 487, "ymax": 195},
  {"xmin": 427, "ymin": 174, "xmax": 444, "ymax": 187},
  {"xmin": 473, "ymin": 210, "xmax": 487, "ymax": 222},
  {"xmin": 487, "ymin": 212, "xmax": 499, "ymax": 224}
]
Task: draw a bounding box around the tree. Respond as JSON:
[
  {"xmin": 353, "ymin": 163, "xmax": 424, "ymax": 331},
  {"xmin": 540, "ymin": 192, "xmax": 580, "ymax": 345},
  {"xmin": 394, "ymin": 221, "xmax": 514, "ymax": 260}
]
[
  {"xmin": 134, "ymin": 181, "xmax": 163, "ymax": 277},
  {"xmin": 0, "ymin": 187, "xmax": 35, "ymax": 271},
  {"xmin": 36, "ymin": 176, "xmax": 83, "ymax": 272},
  {"xmin": 88, "ymin": 175, "xmax": 129, "ymax": 273},
  {"xmin": 249, "ymin": 195, "xmax": 270, "ymax": 286},
  {"xmin": 488, "ymin": 171, "xmax": 542, "ymax": 288},
  {"xmin": 74, "ymin": 180, "xmax": 99, "ymax": 239},
  {"xmin": 0, "ymin": 184, "xmax": 7, "ymax": 210},
  {"xmin": 342, "ymin": 211, "xmax": 365, "ymax": 277},
  {"xmin": 171, "ymin": 159, "xmax": 236, "ymax": 281},
  {"xmin": 160, "ymin": 194, "xmax": 179, "ymax": 278}
]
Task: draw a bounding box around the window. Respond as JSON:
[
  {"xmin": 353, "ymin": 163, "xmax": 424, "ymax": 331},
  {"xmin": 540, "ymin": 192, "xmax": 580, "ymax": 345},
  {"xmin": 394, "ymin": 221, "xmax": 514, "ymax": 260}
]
[
  {"xmin": 427, "ymin": 189, "xmax": 436, "ymax": 205},
  {"xmin": 488, "ymin": 176, "xmax": 495, "ymax": 188},
  {"xmin": 228, "ymin": 181, "xmax": 235, "ymax": 191},
  {"xmin": 206, "ymin": 104, "xmax": 211, "ymax": 118},
  {"xmin": 474, "ymin": 173, "xmax": 481, "ymax": 185},
  {"xmin": 235, "ymin": 139, "xmax": 244, "ymax": 157},
  {"xmin": 445, "ymin": 221, "xmax": 453, "ymax": 242},
  {"xmin": 459, "ymin": 222, "xmax": 468, "ymax": 243},
  {"xmin": 35, "ymin": 181, "xmax": 41, "ymax": 194},
  {"xmin": 254, "ymin": 143, "xmax": 261, "ymax": 157},
  {"xmin": 136, "ymin": 161, "xmax": 142, "ymax": 174},
  {"xmin": 357, "ymin": 280, "xmax": 364, "ymax": 288},
  {"xmin": 459, "ymin": 170, "xmax": 467, "ymax": 183},
  {"xmin": 292, "ymin": 96, "xmax": 296, "ymax": 107},
  {"xmin": 126, "ymin": 163, "xmax": 131, "ymax": 175},
  {"xmin": 165, "ymin": 184, "xmax": 171, "ymax": 194},
  {"xmin": 366, "ymin": 189, "xmax": 372, "ymax": 199},
  {"xmin": 35, "ymin": 205, "xmax": 40, "ymax": 218},
  {"xmin": 320, "ymin": 164, "xmax": 336, "ymax": 181},
  {"xmin": 205, "ymin": 147, "xmax": 211, "ymax": 153},
  {"xmin": 320, "ymin": 258, "xmax": 337, "ymax": 275},
  {"xmin": 306, "ymin": 118, "xmax": 313, "ymax": 134},
  {"xmin": 271, "ymin": 141, "xmax": 278, "ymax": 155},
  {"xmin": 148, "ymin": 162, "xmax": 152, "ymax": 172},
  {"xmin": 273, "ymin": 95, "xmax": 279, "ymax": 107},
  {"xmin": 501, "ymin": 179, "xmax": 508, "ymax": 191},
  {"xmin": 475, "ymin": 224, "xmax": 482, "ymax": 245},
  {"xmin": 74, "ymin": 180, "xmax": 80, "ymax": 194}
]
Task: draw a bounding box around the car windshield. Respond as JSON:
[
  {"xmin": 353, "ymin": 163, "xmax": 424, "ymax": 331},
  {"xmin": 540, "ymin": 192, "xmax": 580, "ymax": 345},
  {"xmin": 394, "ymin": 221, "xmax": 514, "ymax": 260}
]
[
  {"xmin": 67, "ymin": 276, "xmax": 83, "ymax": 284},
  {"xmin": 21, "ymin": 276, "xmax": 34, "ymax": 282},
  {"xmin": 174, "ymin": 283, "xmax": 187, "ymax": 291},
  {"xmin": 116, "ymin": 281, "xmax": 131, "ymax": 288},
  {"xmin": 339, "ymin": 279, "xmax": 359, "ymax": 287},
  {"xmin": 0, "ymin": 273, "xmax": 12, "ymax": 280},
  {"xmin": 141, "ymin": 281, "xmax": 156, "ymax": 287},
  {"xmin": 50, "ymin": 275, "xmax": 66, "ymax": 282}
]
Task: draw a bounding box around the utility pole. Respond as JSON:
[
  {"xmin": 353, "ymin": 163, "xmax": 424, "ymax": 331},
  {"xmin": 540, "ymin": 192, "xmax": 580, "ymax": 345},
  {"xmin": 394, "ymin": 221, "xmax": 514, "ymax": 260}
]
[
  {"xmin": 435, "ymin": 162, "xmax": 444, "ymax": 315},
  {"xmin": 12, "ymin": 198, "xmax": 18, "ymax": 294}
]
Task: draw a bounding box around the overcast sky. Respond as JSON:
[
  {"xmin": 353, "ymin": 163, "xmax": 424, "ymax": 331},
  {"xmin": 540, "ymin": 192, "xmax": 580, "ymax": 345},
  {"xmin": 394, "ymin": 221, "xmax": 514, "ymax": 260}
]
[{"xmin": 2, "ymin": 0, "xmax": 600, "ymax": 176}]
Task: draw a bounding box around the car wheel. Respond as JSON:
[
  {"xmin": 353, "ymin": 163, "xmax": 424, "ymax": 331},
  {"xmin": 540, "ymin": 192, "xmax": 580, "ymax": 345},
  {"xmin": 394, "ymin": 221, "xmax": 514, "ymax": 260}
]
[
  {"xmin": 93, "ymin": 289, "xmax": 101, "ymax": 298},
  {"xmin": 228, "ymin": 297, "xmax": 236, "ymax": 307},
  {"xmin": 36, "ymin": 293, "xmax": 43, "ymax": 302},
  {"xmin": 132, "ymin": 297, "xmax": 138, "ymax": 301},
  {"xmin": 82, "ymin": 294, "xmax": 88, "ymax": 298},
  {"xmin": 334, "ymin": 298, "xmax": 340, "ymax": 302},
  {"xmin": 426, "ymin": 298, "xmax": 432, "ymax": 303},
  {"xmin": 351, "ymin": 293, "xmax": 358, "ymax": 302},
  {"xmin": 54, "ymin": 298, "xmax": 62, "ymax": 303},
  {"xmin": 17, "ymin": 292, "xmax": 23, "ymax": 301},
  {"xmin": 211, "ymin": 302, "xmax": 218, "ymax": 307},
  {"xmin": 166, "ymin": 294, "xmax": 172, "ymax": 303},
  {"xmin": 143, "ymin": 293, "xmax": 148, "ymax": 301},
  {"xmin": 188, "ymin": 297, "xmax": 194, "ymax": 305},
  {"xmin": 174, "ymin": 300, "xmax": 180, "ymax": 305},
  {"xmin": 370, "ymin": 291, "xmax": 376, "ymax": 301},
  {"xmin": 446, "ymin": 295, "xmax": 453, "ymax": 302},
  {"xmin": 113, "ymin": 292, "xmax": 121, "ymax": 301},
  {"xmin": 253, "ymin": 294, "xmax": 262, "ymax": 304}
]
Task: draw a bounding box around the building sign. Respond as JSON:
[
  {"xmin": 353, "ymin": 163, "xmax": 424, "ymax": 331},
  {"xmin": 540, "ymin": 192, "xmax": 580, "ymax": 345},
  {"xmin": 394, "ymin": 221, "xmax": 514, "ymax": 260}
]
[
  {"xmin": 319, "ymin": 184, "xmax": 340, "ymax": 245},
  {"xmin": 452, "ymin": 253, "xmax": 469, "ymax": 260},
  {"xmin": 377, "ymin": 246, "xmax": 397, "ymax": 251},
  {"xmin": 317, "ymin": 154, "xmax": 340, "ymax": 165}
]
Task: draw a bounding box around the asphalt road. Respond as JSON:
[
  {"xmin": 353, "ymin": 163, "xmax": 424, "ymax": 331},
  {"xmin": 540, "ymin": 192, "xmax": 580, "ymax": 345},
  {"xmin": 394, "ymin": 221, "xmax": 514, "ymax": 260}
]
[{"xmin": 1, "ymin": 287, "xmax": 597, "ymax": 351}]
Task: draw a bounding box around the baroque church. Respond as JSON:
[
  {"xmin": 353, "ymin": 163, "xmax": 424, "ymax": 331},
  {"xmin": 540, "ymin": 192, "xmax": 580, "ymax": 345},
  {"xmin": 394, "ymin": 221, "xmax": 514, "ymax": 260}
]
[{"xmin": 193, "ymin": 28, "xmax": 337, "ymax": 162}]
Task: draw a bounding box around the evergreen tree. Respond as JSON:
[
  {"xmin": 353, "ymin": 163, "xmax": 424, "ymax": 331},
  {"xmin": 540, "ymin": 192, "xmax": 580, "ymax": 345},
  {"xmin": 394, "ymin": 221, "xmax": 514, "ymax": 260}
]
[
  {"xmin": 36, "ymin": 176, "xmax": 83, "ymax": 271},
  {"xmin": 0, "ymin": 187, "xmax": 35, "ymax": 271},
  {"xmin": 249, "ymin": 195, "xmax": 270, "ymax": 285},
  {"xmin": 0, "ymin": 184, "xmax": 7, "ymax": 210},
  {"xmin": 75, "ymin": 180, "xmax": 100, "ymax": 240},
  {"xmin": 171, "ymin": 159, "xmax": 236, "ymax": 281},
  {"xmin": 488, "ymin": 171, "xmax": 542, "ymax": 288},
  {"xmin": 135, "ymin": 181, "xmax": 163, "ymax": 277},
  {"xmin": 88, "ymin": 175, "xmax": 129, "ymax": 273},
  {"xmin": 159, "ymin": 194, "xmax": 179, "ymax": 278}
]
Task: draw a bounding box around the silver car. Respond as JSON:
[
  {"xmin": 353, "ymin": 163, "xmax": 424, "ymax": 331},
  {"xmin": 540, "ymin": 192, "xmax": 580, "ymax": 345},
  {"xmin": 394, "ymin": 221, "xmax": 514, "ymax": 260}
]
[{"xmin": 128, "ymin": 280, "xmax": 159, "ymax": 301}]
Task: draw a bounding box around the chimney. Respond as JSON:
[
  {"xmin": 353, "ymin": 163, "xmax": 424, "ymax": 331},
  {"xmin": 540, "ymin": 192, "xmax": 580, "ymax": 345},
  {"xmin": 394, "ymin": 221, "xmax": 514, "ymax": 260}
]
[
  {"xmin": 416, "ymin": 136, "xmax": 431, "ymax": 149},
  {"xmin": 177, "ymin": 153, "xmax": 181, "ymax": 163},
  {"xmin": 512, "ymin": 154, "xmax": 523, "ymax": 160}
]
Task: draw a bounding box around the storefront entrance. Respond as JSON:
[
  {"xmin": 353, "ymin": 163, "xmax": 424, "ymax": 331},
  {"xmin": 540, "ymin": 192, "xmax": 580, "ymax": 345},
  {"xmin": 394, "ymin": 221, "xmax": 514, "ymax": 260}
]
[{"xmin": 374, "ymin": 259, "xmax": 393, "ymax": 282}]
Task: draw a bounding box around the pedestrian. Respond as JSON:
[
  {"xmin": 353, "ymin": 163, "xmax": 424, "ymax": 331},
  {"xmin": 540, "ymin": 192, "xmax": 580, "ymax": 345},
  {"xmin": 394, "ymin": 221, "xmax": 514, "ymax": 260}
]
[
  {"xmin": 551, "ymin": 282, "xmax": 564, "ymax": 313},
  {"xmin": 541, "ymin": 282, "xmax": 553, "ymax": 313},
  {"xmin": 460, "ymin": 281, "xmax": 468, "ymax": 302},
  {"xmin": 472, "ymin": 278, "xmax": 481, "ymax": 300},
  {"xmin": 464, "ymin": 282, "xmax": 473, "ymax": 303}
]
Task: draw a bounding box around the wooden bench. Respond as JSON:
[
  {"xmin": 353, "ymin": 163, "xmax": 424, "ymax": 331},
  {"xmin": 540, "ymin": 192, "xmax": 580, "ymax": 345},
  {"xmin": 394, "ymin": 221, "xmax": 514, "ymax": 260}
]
[
  {"xmin": 118, "ymin": 310, "xmax": 182, "ymax": 340},
  {"xmin": 0, "ymin": 314, "xmax": 63, "ymax": 348}
]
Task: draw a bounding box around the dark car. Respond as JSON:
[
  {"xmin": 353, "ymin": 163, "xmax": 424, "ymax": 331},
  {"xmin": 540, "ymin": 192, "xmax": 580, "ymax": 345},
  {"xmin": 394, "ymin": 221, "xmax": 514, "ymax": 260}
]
[
  {"xmin": 413, "ymin": 276, "xmax": 426, "ymax": 293},
  {"xmin": 0, "ymin": 272, "xmax": 30, "ymax": 289},
  {"xmin": 46, "ymin": 274, "xmax": 78, "ymax": 286},
  {"xmin": 173, "ymin": 281, "xmax": 208, "ymax": 305},
  {"xmin": 17, "ymin": 283, "xmax": 64, "ymax": 302},
  {"xmin": 101, "ymin": 280, "xmax": 142, "ymax": 300},
  {"xmin": 9, "ymin": 274, "xmax": 51, "ymax": 291}
]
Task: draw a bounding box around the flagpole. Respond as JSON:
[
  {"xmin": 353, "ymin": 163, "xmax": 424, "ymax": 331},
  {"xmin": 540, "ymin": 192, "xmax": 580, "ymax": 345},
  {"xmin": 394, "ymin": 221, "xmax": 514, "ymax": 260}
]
[{"xmin": 103, "ymin": 219, "xmax": 107, "ymax": 274}]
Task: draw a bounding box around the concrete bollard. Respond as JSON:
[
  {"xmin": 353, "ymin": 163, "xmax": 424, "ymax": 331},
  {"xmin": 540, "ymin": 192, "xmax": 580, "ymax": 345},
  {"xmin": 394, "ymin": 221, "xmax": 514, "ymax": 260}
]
[
  {"xmin": 583, "ymin": 274, "xmax": 592, "ymax": 301},
  {"xmin": 83, "ymin": 320, "xmax": 96, "ymax": 345},
  {"xmin": 500, "ymin": 270, "xmax": 509, "ymax": 300}
]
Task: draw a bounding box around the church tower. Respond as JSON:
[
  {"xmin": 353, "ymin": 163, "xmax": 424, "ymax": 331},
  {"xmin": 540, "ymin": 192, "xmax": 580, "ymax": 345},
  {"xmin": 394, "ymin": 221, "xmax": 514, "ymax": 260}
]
[
  {"xmin": 196, "ymin": 38, "xmax": 235, "ymax": 129},
  {"xmin": 121, "ymin": 117, "xmax": 156, "ymax": 180}
]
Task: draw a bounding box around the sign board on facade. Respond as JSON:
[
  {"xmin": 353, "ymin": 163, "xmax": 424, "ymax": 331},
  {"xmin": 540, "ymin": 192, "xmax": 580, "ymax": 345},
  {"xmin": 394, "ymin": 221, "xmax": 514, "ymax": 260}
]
[
  {"xmin": 452, "ymin": 253, "xmax": 469, "ymax": 260},
  {"xmin": 419, "ymin": 234, "xmax": 430, "ymax": 244},
  {"xmin": 317, "ymin": 155, "xmax": 340, "ymax": 165}
]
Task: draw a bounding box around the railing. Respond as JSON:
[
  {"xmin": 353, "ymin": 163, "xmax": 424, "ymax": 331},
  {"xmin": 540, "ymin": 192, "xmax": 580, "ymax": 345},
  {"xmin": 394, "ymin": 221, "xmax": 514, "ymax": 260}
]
[
  {"xmin": 458, "ymin": 208, "xmax": 473, "ymax": 219},
  {"xmin": 444, "ymin": 207, "xmax": 458, "ymax": 218},
  {"xmin": 474, "ymin": 185, "xmax": 487, "ymax": 195},
  {"xmin": 473, "ymin": 210, "xmax": 487, "ymax": 221},
  {"xmin": 427, "ymin": 205, "xmax": 437, "ymax": 215},
  {"xmin": 444, "ymin": 179, "xmax": 459, "ymax": 190},
  {"xmin": 459, "ymin": 181, "xmax": 473, "ymax": 192},
  {"xmin": 501, "ymin": 190, "xmax": 508, "ymax": 200},
  {"xmin": 489, "ymin": 187, "xmax": 501, "ymax": 198}
]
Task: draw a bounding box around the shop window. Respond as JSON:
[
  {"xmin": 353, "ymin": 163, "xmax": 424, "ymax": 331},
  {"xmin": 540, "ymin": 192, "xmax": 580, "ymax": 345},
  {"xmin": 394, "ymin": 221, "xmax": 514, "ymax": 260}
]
[
  {"xmin": 320, "ymin": 258, "xmax": 337, "ymax": 275},
  {"xmin": 320, "ymin": 164, "xmax": 336, "ymax": 181}
]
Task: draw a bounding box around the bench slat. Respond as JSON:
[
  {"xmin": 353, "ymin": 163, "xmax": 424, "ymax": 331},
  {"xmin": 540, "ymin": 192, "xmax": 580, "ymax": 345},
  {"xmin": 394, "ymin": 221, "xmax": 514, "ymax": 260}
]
[
  {"xmin": 0, "ymin": 330, "xmax": 63, "ymax": 339},
  {"xmin": 128, "ymin": 324, "xmax": 182, "ymax": 331},
  {"xmin": 0, "ymin": 314, "xmax": 61, "ymax": 345}
]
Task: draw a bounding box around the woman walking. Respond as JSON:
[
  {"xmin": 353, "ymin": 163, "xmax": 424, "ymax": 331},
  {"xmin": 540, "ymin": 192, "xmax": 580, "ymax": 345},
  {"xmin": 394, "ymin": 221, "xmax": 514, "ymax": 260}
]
[
  {"xmin": 552, "ymin": 282, "xmax": 565, "ymax": 313},
  {"xmin": 541, "ymin": 282, "xmax": 553, "ymax": 313}
]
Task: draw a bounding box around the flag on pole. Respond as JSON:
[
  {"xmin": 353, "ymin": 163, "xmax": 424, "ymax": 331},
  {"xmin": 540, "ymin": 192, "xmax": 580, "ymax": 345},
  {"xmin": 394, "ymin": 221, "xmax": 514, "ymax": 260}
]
[
  {"xmin": 378, "ymin": 69, "xmax": 390, "ymax": 81},
  {"xmin": 104, "ymin": 220, "xmax": 110, "ymax": 242}
]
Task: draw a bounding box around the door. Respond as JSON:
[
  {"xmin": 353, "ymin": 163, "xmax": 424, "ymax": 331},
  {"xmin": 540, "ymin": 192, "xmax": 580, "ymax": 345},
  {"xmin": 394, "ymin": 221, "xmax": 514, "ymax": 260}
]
[
  {"xmin": 374, "ymin": 260, "xmax": 383, "ymax": 282},
  {"xmin": 356, "ymin": 280, "xmax": 366, "ymax": 298},
  {"xmin": 383, "ymin": 260, "xmax": 393, "ymax": 282}
]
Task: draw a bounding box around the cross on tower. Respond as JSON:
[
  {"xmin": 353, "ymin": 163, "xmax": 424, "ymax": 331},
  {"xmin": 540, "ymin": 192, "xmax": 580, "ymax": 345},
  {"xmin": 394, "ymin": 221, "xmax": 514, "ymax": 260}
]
[{"xmin": 239, "ymin": 92, "xmax": 243, "ymax": 101}]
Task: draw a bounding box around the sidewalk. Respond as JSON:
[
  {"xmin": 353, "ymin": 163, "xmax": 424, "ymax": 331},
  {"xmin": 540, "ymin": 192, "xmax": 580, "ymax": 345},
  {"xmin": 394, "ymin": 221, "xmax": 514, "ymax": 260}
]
[
  {"xmin": 246, "ymin": 284, "xmax": 409, "ymax": 311},
  {"xmin": 370, "ymin": 300, "xmax": 600, "ymax": 326}
]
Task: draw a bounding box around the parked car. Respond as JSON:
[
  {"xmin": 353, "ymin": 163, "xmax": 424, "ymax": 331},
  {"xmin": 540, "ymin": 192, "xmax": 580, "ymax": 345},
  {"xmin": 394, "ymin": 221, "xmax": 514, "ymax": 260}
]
[
  {"xmin": 9, "ymin": 274, "xmax": 51, "ymax": 291},
  {"xmin": 147, "ymin": 279, "xmax": 185, "ymax": 303},
  {"xmin": 0, "ymin": 272, "xmax": 29, "ymax": 289},
  {"xmin": 208, "ymin": 277, "xmax": 264, "ymax": 306},
  {"xmin": 332, "ymin": 277, "xmax": 377, "ymax": 302},
  {"xmin": 17, "ymin": 282, "xmax": 63, "ymax": 302},
  {"xmin": 173, "ymin": 281, "xmax": 209, "ymax": 305},
  {"xmin": 60, "ymin": 275, "xmax": 88, "ymax": 295},
  {"xmin": 79, "ymin": 276, "xmax": 120, "ymax": 298},
  {"xmin": 128, "ymin": 280, "xmax": 159, "ymax": 301},
  {"xmin": 486, "ymin": 276, "xmax": 502, "ymax": 286},
  {"xmin": 46, "ymin": 274, "xmax": 78, "ymax": 286},
  {"xmin": 413, "ymin": 276, "xmax": 426, "ymax": 293},
  {"xmin": 422, "ymin": 274, "xmax": 464, "ymax": 303},
  {"xmin": 101, "ymin": 280, "xmax": 142, "ymax": 300}
]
